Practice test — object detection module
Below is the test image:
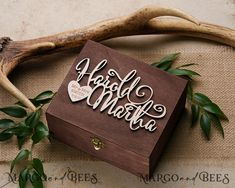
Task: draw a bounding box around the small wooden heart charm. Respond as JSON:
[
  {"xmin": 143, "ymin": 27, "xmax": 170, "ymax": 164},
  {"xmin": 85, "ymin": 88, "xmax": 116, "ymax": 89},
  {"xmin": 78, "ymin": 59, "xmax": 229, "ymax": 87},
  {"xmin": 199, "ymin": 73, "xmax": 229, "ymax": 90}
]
[{"xmin": 68, "ymin": 80, "xmax": 92, "ymax": 102}]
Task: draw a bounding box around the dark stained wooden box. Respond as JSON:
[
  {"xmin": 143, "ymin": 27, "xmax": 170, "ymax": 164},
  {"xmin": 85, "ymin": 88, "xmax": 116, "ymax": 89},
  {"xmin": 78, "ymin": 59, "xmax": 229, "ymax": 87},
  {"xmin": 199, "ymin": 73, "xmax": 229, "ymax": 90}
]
[{"xmin": 46, "ymin": 40, "xmax": 188, "ymax": 176}]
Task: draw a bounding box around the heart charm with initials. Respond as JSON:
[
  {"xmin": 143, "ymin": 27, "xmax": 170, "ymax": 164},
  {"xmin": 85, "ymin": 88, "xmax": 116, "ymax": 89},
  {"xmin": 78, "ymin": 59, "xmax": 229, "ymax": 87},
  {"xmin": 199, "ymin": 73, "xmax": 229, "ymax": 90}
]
[{"xmin": 68, "ymin": 80, "xmax": 92, "ymax": 102}]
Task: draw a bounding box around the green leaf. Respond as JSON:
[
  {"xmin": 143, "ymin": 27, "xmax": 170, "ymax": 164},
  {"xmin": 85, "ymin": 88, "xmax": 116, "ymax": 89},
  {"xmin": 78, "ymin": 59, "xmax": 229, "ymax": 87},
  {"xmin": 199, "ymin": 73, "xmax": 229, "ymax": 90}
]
[
  {"xmin": 16, "ymin": 99, "xmax": 41, "ymax": 108},
  {"xmin": 32, "ymin": 158, "xmax": 46, "ymax": 180},
  {"xmin": 32, "ymin": 122, "xmax": 49, "ymax": 145},
  {"xmin": 200, "ymin": 113, "xmax": 211, "ymax": 140},
  {"xmin": 5, "ymin": 126, "xmax": 21, "ymax": 135},
  {"xmin": 209, "ymin": 114, "xmax": 224, "ymax": 138},
  {"xmin": 0, "ymin": 130, "xmax": 13, "ymax": 141},
  {"xmin": 0, "ymin": 106, "xmax": 27, "ymax": 118},
  {"xmin": 158, "ymin": 53, "xmax": 180, "ymax": 64},
  {"xmin": 203, "ymin": 103, "xmax": 228, "ymax": 120},
  {"xmin": 19, "ymin": 168, "xmax": 29, "ymax": 188},
  {"xmin": 187, "ymin": 83, "xmax": 193, "ymax": 101},
  {"xmin": 167, "ymin": 68, "xmax": 200, "ymax": 77},
  {"xmin": 35, "ymin": 121, "xmax": 48, "ymax": 132},
  {"xmin": 193, "ymin": 92, "xmax": 212, "ymax": 105},
  {"xmin": 11, "ymin": 149, "xmax": 30, "ymax": 172},
  {"xmin": 34, "ymin": 90, "xmax": 54, "ymax": 101},
  {"xmin": 154, "ymin": 61, "xmax": 173, "ymax": 71},
  {"xmin": 31, "ymin": 100, "xmax": 43, "ymax": 107},
  {"xmin": 34, "ymin": 90, "xmax": 54, "ymax": 104},
  {"xmin": 6, "ymin": 125, "xmax": 32, "ymax": 137},
  {"xmin": 191, "ymin": 104, "xmax": 200, "ymax": 126},
  {"xmin": 15, "ymin": 126, "xmax": 33, "ymax": 149},
  {"xmin": 17, "ymin": 127, "xmax": 32, "ymax": 138},
  {"xmin": 30, "ymin": 171, "xmax": 43, "ymax": 188},
  {"xmin": 16, "ymin": 91, "xmax": 54, "ymax": 107},
  {"xmin": 32, "ymin": 131, "xmax": 49, "ymax": 145},
  {"xmin": 17, "ymin": 135, "xmax": 28, "ymax": 149},
  {"xmin": 25, "ymin": 110, "xmax": 41, "ymax": 128},
  {"xmin": 0, "ymin": 119, "xmax": 15, "ymax": 129},
  {"xmin": 176, "ymin": 63, "xmax": 198, "ymax": 68},
  {"xmin": 151, "ymin": 53, "xmax": 180, "ymax": 70},
  {"xmin": 25, "ymin": 112, "xmax": 33, "ymax": 125}
]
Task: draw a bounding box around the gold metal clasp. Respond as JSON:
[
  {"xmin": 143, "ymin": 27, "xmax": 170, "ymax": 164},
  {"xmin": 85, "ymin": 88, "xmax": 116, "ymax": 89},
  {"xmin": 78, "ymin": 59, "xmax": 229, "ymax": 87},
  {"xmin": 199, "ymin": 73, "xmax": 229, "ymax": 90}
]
[{"xmin": 91, "ymin": 137, "xmax": 104, "ymax": 151}]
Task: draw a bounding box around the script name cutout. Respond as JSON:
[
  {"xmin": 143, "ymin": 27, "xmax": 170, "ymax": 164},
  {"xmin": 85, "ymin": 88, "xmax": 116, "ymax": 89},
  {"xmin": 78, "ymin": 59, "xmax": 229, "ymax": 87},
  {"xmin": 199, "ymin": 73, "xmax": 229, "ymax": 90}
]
[{"xmin": 68, "ymin": 58, "xmax": 167, "ymax": 132}]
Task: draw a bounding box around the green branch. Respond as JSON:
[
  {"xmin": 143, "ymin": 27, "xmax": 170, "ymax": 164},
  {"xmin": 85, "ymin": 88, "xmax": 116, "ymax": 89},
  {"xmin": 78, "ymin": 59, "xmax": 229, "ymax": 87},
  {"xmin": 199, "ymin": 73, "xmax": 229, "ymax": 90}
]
[
  {"xmin": 151, "ymin": 53, "xmax": 228, "ymax": 140},
  {"xmin": 0, "ymin": 91, "xmax": 55, "ymax": 188}
]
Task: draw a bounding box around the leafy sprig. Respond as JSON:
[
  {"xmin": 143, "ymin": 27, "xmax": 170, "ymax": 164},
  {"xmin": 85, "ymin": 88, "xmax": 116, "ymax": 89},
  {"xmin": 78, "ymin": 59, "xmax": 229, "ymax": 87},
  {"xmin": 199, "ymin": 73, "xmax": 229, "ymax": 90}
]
[
  {"xmin": 0, "ymin": 90, "xmax": 55, "ymax": 188},
  {"xmin": 151, "ymin": 53, "xmax": 228, "ymax": 140}
]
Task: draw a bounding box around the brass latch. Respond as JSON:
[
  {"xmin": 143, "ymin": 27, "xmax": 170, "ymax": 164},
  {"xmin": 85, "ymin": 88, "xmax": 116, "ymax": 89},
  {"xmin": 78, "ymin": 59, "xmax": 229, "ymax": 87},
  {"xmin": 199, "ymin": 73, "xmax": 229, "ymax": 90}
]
[{"xmin": 91, "ymin": 137, "xmax": 104, "ymax": 151}]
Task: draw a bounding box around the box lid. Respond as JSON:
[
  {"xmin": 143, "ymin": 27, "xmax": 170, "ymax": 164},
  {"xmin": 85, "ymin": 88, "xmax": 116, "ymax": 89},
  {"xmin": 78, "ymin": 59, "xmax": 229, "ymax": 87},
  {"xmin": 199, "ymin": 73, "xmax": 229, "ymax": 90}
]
[{"xmin": 47, "ymin": 40, "xmax": 188, "ymax": 158}]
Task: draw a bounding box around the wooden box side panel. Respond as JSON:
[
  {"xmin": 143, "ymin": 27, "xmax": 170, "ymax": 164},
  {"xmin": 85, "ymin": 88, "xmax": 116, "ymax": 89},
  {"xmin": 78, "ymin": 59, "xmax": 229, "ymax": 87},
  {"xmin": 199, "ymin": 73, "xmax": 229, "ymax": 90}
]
[
  {"xmin": 149, "ymin": 84, "xmax": 187, "ymax": 176},
  {"xmin": 46, "ymin": 112, "xmax": 150, "ymax": 176}
]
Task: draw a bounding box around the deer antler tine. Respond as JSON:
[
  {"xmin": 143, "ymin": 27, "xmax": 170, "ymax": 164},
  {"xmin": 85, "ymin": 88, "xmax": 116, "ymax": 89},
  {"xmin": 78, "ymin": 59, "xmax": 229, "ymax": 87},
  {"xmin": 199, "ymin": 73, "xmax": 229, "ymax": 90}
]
[
  {"xmin": 0, "ymin": 58, "xmax": 36, "ymax": 111},
  {"xmin": 146, "ymin": 19, "xmax": 235, "ymax": 47},
  {"xmin": 126, "ymin": 6, "xmax": 200, "ymax": 25}
]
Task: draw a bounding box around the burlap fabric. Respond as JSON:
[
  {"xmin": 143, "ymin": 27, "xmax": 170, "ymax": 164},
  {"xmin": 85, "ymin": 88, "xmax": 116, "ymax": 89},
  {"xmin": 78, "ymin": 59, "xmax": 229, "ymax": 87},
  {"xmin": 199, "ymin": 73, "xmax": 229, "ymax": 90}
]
[{"xmin": 0, "ymin": 1, "xmax": 234, "ymax": 187}]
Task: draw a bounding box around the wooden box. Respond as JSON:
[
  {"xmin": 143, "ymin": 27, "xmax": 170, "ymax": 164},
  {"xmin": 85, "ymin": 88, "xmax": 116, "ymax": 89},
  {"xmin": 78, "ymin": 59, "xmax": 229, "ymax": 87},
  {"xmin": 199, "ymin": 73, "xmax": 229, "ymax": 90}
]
[{"xmin": 46, "ymin": 40, "xmax": 188, "ymax": 176}]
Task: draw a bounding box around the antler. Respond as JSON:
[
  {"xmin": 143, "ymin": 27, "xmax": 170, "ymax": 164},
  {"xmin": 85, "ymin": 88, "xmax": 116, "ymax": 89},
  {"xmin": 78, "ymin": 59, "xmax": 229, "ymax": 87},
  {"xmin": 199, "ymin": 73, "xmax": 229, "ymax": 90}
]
[{"xmin": 0, "ymin": 6, "xmax": 235, "ymax": 111}]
